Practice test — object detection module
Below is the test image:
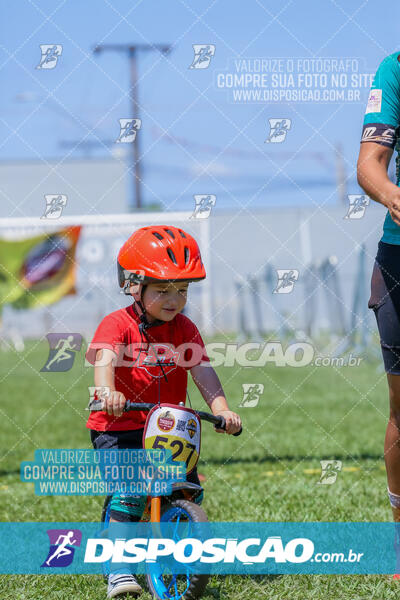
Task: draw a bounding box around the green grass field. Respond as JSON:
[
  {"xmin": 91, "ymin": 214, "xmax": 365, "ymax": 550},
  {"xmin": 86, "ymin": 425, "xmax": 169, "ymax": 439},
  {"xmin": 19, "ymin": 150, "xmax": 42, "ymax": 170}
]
[{"xmin": 0, "ymin": 338, "xmax": 398, "ymax": 599}]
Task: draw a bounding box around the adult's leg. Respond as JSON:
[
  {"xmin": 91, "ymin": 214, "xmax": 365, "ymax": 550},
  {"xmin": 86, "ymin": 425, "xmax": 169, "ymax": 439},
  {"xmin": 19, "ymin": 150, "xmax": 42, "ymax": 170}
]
[
  {"xmin": 367, "ymin": 251, "xmax": 400, "ymax": 519},
  {"xmin": 385, "ymin": 374, "xmax": 400, "ymax": 520}
]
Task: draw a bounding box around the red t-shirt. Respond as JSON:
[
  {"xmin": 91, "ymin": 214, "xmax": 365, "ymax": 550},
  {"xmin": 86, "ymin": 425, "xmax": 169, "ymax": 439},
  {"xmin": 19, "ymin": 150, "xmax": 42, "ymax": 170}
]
[{"xmin": 85, "ymin": 304, "xmax": 209, "ymax": 431}]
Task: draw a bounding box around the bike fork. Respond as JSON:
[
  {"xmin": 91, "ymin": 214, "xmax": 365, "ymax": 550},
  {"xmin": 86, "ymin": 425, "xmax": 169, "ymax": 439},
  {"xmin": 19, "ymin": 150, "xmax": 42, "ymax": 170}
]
[{"xmin": 151, "ymin": 496, "xmax": 161, "ymax": 522}]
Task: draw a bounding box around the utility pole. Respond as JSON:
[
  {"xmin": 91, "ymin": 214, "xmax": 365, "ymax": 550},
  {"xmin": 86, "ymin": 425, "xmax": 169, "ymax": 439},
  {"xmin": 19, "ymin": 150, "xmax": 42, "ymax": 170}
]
[
  {"xmin": 335, "ymin": 142, "xmax": 347, "ymax": 206},
  {"xmin": 93, "ymin": 43, "xmax": 171, "ymax": 211}
]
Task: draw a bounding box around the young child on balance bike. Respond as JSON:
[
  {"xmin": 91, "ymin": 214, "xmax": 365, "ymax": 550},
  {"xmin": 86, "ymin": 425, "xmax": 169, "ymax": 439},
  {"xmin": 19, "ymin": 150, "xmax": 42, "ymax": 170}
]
[{"xmin": 85, "ymin": 225, "xmax": 242, "ymax": 598}]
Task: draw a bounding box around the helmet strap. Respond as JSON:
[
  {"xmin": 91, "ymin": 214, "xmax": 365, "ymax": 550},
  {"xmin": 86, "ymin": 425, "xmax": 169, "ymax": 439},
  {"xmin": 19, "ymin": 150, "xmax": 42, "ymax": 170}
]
[
  {"xmin": 132, "ymin": 298, "xmax": 165, "ymax": 332},
  {"xmin": 136, "ymin": 313, "xmax": 169, "ymax": 384}
]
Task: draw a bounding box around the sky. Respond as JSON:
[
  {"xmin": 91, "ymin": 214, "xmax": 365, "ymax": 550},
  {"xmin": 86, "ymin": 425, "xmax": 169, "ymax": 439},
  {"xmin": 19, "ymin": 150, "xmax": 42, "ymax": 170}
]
[{"xmin": 0, "ymin": 0, "xmax": 399, "ymax": 212}]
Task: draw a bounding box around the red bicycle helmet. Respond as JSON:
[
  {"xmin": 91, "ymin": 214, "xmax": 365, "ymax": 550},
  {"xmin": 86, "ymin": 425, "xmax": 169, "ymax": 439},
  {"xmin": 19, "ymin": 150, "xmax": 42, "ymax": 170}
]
[{"xmin": 117, "ymin": 225, "xmax": 206, "ymax": 299}]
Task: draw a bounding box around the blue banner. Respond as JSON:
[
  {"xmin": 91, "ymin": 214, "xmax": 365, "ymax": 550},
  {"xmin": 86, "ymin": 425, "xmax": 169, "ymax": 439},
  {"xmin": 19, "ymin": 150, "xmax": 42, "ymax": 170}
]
[{"xmin": 1, "ymin": 522, "xmax": 400, "ymax": 574}]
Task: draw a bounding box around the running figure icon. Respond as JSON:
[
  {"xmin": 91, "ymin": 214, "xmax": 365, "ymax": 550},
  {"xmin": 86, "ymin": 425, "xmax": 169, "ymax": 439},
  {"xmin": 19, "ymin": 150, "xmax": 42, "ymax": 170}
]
[
  {"xmin": 45, "ymin": 335, "xmax": 77, "ymax": 371},
  {"xmin": 273, "ymin": 269, "xmax": 299, "ymax": 294},
  {"xmin": 41, "ymin": 528, "xmax": 82, "ymax": 568},
  {"xmin": 45, "ymin": 531, "xmax": 77, "ymax": 566},
  {"xmin": 36, "ymin": 45, "xmax": 63, "ymax": 69},
  {"xmin": 40, "ymin": 333, "xmax": 82, "ymax": 372}
]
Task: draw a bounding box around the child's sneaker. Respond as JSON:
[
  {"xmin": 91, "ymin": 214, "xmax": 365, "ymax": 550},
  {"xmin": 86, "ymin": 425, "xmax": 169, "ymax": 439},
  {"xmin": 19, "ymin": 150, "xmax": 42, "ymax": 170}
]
[{"xmin": 107, "ymin": 571, "xmax": 142, "ymax": 598}]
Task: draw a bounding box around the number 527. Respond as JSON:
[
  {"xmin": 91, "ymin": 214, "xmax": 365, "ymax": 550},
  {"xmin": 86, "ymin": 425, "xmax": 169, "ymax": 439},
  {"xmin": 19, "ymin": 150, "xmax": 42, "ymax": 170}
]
[{"xmin": 152, "ymin": 435, "xmax": 197, "ymax": 467}]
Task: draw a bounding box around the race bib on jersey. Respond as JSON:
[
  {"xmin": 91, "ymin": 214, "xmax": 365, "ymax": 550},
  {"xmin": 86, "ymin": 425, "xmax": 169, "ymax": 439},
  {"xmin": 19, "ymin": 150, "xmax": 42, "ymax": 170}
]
[
  {"xmin": 143, "ymin": 404, "xmax": 201, "ymax": 474},
  {"xmin": 365, "ymin": 88, "xmax": 382, "ymax": 114}
]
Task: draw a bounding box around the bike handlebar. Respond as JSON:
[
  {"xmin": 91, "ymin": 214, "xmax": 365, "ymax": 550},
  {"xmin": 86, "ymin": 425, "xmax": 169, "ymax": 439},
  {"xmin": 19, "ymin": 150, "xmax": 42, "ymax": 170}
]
[{"xmin": 124, "ymin": 401, "xmax": 242, "ymax": 437}]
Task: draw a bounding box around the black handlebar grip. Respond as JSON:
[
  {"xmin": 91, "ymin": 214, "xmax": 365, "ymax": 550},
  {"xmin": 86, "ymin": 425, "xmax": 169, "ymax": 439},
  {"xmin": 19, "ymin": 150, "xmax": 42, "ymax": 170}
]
[
  {"xmin": 214, "ymin": 418, "xmax": 242, "ymax": 436},
  {"xmin": 214, "ymin": 415, "xmax": 226, "ymax": 431}
]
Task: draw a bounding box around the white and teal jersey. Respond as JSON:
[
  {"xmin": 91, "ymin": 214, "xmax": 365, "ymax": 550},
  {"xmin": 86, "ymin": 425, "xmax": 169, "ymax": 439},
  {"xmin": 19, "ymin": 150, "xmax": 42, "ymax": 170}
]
[{"xmin": 361, "ymin": 52, "xmax": 400, "ymax": 244}]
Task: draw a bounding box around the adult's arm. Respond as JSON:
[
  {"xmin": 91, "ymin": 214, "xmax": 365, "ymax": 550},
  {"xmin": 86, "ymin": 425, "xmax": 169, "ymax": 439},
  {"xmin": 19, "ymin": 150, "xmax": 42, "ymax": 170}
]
[
  {"xmin": 357, "ymin": 52, "xmax": 400, "ymax": 225},
  {"xmin": 357, "ymin": 143, "xmax": 400, "ymax": 226}
]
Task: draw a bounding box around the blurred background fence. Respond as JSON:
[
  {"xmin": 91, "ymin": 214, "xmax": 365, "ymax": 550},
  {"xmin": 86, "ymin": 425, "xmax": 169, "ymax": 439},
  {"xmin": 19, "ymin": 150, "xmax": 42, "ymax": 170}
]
[{"xmin": 0, "ymin": 194, "xmax": 383, "ymax": 352}]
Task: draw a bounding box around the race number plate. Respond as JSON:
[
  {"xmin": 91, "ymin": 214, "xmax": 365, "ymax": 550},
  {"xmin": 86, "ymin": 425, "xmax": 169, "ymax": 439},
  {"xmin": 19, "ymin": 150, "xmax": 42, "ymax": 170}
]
[{"xmin": 143, "ymin": 404, "xmax": 201, "ymax": 474}]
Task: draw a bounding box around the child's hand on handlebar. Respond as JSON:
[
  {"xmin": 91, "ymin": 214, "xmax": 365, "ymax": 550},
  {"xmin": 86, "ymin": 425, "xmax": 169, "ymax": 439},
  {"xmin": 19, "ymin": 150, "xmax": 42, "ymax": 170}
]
[
  {"xmin": 214, "ymin": 410, "xmax": 242, "ymax": 435},
  {"xmin": 105, "ymin": 390, "xmax": 127, "ymax": 417}
]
